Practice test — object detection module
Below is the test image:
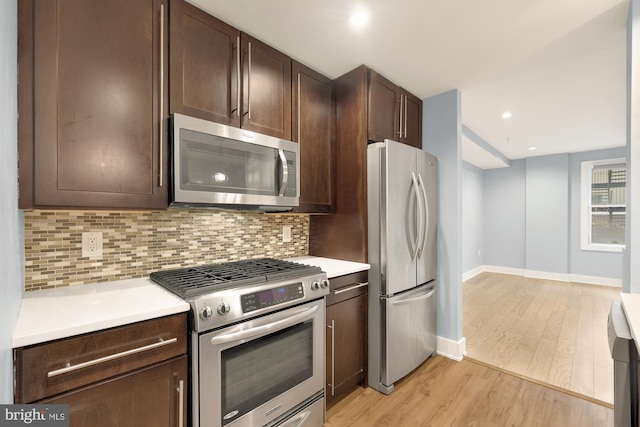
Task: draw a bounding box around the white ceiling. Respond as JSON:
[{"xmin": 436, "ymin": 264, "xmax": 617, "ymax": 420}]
[{"xmin": 189, "ymin": 0, "xmax": 628, "ymax": 168}]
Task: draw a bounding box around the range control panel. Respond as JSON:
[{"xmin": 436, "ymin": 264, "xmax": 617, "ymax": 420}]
[{"xmin": 241, "ymin": 282, "xmax": 304, "ymax": 313}]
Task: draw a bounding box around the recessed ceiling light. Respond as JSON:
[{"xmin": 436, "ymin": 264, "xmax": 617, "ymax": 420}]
[
  {"xmin": 501, "ymin": 111, "xmax": 513, "ymax": 119},
  {"xmin": 528, "ymin": 147, "xmax": 537, "ymax": 151},
  {"xmin": 348, "ymin": 9, "xmax": 369, "ymax": 28}
]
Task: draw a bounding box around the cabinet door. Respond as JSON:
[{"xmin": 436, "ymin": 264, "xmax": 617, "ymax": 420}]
[
  {"xmin": 170, "ymin": 0, "xmax": 240, "ymax": 127},
  {"xmin": 41, "ymin": 356, "xmax": 187, "ymax": 427},
  {"xmin": 326, "ymin": 294, "xmax": 366, "ymax": 407},
  {"xmin": 292, "ymin": 61, "xmax": 334, "ymax": 213},
  {"xmin": 241, "ymin": 34, "xmax": 292, "ymax": 140},
  {"xmin": 367, "ymin": 70, "xmax": 399, "ymax": 143},
  {"xmin": 21, "ymin": 0, "xmax": 168, "ymax": 209},
  {"xmin": 401, "ymin": 88, "xmax": 423, "ymax": 149}
]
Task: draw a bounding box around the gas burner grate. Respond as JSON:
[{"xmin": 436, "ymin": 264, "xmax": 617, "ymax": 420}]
[{"xmin": 150, "ymin": 258, "xmax": 322, "ymax": 298}]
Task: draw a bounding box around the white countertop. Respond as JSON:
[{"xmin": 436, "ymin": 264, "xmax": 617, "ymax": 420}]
[
  {"xmin": 287, "ymin": 256, "xmax": 370, "ymax": 278},
  {"xmin": 13, "ymin": 257, "xmax": 368, "ymax": 348},
  {"xmin": 12, "ymin": 278, "xmax": 190, "ymax": 348},
  {"xmin": 621, "ymin": 293, "xmax": 640, "ymax": 353}
]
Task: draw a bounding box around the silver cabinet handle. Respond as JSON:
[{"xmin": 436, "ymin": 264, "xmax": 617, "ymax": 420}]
[
  {"xmin": 417, "ymin": 173, "xmax": 429, "ymax": 259},
  {"xmin": 397, "ymin": 94, "xmax": 403, "ymax": 137},
  {"xmin": 236, "ymin": 36, "xmax": 241, "ymax": 118},
  {"xmin": 278, "ymin": 149, "xmax": 289, "ymax": 197},
  {"xmin": 404, "ymin": 94, "xmax": 408, "ymax": 139},
  {"xmin": 158, "ymin": 3, "xmax": 165, "ymax": 187},
  {"xmin": 327, "ymin": 320, "xmax": 335, "ymax": 396},
  {"xmin": 210, "ymin": 305, "xmax": 318, "ymax": 345},
  {"xmin": 332, "ymin": 282, "xmax": 368, "ymax": 295},
  {"xmin": 177, "ymin": 379, "xmax": 184, "ymax": 427},
  {"xmin": 297, "ymin": 72, "xmax": 301, "ymax": 143},
  {"xmin": 47, "ymin": 337, "xmax": 178, "ymax": 378},
  {"xmin": 247, "ymin": 41, "xmax": 252, "ymax": 120}
]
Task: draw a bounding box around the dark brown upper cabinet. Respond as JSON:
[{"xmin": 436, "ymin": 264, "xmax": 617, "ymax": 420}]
[
  {"xmin": 400, "ymin": 88, "xmax": 423, "ymax": 149},
  {"xmin": 18, "ymin": 0, "xmax": 169, "ymax": 210},
  {"xmin": 169, "ymin": 0, "xmax": 240, "ymax": 127},
  {"xmin": 368, "ymin": 70, "xmax": 399, "ymax": 143},
  {"xmin": 170, "ymin": 0, "xmax": 292, "ymax": 140},
  {"xmin": 291, "ymin": 61, "xmax": 335, "ymax": 214},
  {"xmin": 240, "ymin": 34, "xmax": 292, "ymax": 140},
  {"xmin": 367, "ymin": 69, "xmax": 422, "ymax": 148}
]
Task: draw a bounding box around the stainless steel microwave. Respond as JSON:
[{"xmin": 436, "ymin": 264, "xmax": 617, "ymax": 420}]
[{"xmin": 170, "ymin": 114, "xmax": 299, "ymax": 211}]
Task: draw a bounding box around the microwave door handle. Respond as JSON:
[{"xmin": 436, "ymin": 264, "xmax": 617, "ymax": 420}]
[{"xmin": 278, "ymin": 149, "xmax": 289, "ymax": 197}]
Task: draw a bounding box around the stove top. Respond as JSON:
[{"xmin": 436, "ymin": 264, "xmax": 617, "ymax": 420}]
[{"xmin": 150, "ymin": 258, "xmax": 323, "ymax": 299}]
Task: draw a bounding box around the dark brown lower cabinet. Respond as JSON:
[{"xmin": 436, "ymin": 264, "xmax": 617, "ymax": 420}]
[
  {"xmin": 325, "ymin": 271, "xmax": 368, "ymax": 408},
  {"xmin": 41, "ymin": 356, "xmax": 187, "ymax": 427},
  {"xmin": 14, "ymin": 313, "xmax": 188, "ymax": 427}
]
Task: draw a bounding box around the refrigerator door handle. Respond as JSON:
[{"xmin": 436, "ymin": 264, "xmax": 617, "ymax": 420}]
[
  {"xmin": 391, "ymin": 285, "xmax": 436, "ymax": 306},
  {"xmin": 416, "ymin": 173, "xmax": 429, "ymax": 259},
  {"xmin": 409, "ymin": 172, "xmax": 421, "ymax": 260}
]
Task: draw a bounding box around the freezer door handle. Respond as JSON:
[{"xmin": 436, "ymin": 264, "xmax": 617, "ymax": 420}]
[
  {"xmin": 391, "ymin": 286, "xmax": 436, "ymax": 306},
  {"xmin": 416, "ymin": 173, "xmax": 429, "ymax": 259}
]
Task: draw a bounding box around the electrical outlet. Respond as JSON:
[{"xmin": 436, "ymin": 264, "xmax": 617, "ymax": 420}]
[
  {"xmin": 82, "ymin": 231, "xmax": 103, "ymax": 258},
  {"xmin": 282, "ymin": 226, "xmax": 292, "ymax": 243}
]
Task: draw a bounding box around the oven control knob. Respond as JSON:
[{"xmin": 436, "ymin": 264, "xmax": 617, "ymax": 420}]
[
  {"xmin": 311, "ymin": 281, "xmax": 320, "ymax": 290},
  {"xmin": 217, "ymin": 303, "xmax": 231, "ymax": 315},
  {"xmin": 200, "ymin": 306, "xmax": 213, "ymax": 320},
  {"xmin": 320, "ymin": 279, "xmax": 329, "ymax": 289}
]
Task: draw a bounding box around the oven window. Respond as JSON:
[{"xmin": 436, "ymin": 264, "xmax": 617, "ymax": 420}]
[{"xmin": 221, "ymin": 321, "xmax": 313, "ymax": 425}]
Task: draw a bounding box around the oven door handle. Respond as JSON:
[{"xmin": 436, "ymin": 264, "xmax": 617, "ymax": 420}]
[{"xmin": 210, "ymin": 305, "xmax": 319, "ymax": 345}]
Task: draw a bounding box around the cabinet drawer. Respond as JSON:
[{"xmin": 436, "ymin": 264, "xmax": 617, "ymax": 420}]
[
  {"xmin": 15, "ymin": 313, "xmax": 187, "ymax": 403},
  {"xmin": 326, "ymin": 271, "xmax": 368, "ymax": 306}
]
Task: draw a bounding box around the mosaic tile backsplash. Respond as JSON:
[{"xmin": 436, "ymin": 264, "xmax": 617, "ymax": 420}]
[{"xmin": 24, "ymin": 210, "xmax": 309, "ymax": 291}]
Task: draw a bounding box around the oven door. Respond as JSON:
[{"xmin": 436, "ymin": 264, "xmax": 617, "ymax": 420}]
[{"xmin": 196, "ymin": 299, "xmax": 325, "ymax": 427}]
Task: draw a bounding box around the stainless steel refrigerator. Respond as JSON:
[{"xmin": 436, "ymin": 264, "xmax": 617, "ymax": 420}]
[{"xmin": 367, "ymin": 139, "xmax": 437, "ymax": 395}]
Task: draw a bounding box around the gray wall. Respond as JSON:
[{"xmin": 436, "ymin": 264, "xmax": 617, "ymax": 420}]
[
  {"xmin": 483, "ymin": 160, "xmax": 527, "ymax": 269},
  {"xmin": 0, "ymin": 0, "xmax": 23, "ymax": 403},
  {"xmin": 478, "ymin": 151, "xmax": 624, "ymax": 280},
  {"xmin": 462, "ymin": 162, "xmax": 484, "ymax": 273},
  {"xmin": 570, "ymin": 148, "xmax": 626, "ymax": 279},
  {"xmin": 423, "ymin": 89, "xmax": 462, "ymax": 342},
  {"xmin": 525, "ymin": 154, "xmax": 570, "ymax": 274},
  {"xmin": 626, "ymin": 0, "xmax": 640, "ymax": 293}
]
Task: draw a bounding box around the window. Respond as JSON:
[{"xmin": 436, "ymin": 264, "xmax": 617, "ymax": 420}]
[{"xmin": 580, "ymin": 158, "xmax": 626, "ymax": 252}]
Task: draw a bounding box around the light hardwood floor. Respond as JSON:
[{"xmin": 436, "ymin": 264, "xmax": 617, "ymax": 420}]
[
  {"xmin": 463, "ymin": 272, "xmax": 621, "ymax": 405},
  {"xmin": 325, "ymin": 356, "xmax": 613, "ymax": 426}
]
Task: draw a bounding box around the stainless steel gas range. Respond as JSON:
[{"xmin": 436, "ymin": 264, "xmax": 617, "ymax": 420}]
[{"xmin": 150, "ymin": 258, "xmax": 329, "ymax": 427}]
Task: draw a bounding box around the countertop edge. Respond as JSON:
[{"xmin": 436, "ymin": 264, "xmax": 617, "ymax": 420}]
[
  {"xmin": 286, "ymin": 256, "xmax": 370, "ymax": 278},
  {"xmin": 12, "ymin": 278, "xmax": 190, "ymax": 348},
  {"xmin": 12, "ymin": 304, "xmax": 190, "ymax": 348},
  {"xmin": 621, "ymin": 293, "xmax": 640, "ymax": 353}
]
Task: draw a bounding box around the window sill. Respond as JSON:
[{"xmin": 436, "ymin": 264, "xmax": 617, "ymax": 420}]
[{"xmin": 580, "ymin": 244, "xmax": 625, "ymax": 253}]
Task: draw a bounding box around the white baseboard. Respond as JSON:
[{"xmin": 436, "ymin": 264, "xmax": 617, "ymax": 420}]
[
  {"xmin": 462, "ymin": 266, "xmax": 484, "ymax": 281},
  {"xmin": 463, "ymin": 265, "xmax": 621, "ymax": 288},
  {"xmin": 436, "ymin": 336, "xmax": 466, "ymax": 361},
  {"xmin": 523, "ymin": 269, "xmax": 570, "ymax": 282},
  {"xmin": 482, "ymin": 265, "xmax": 525, "ymax": 276},
  {"xmin": 569, "ymin": 274, "xmax": 622, "ymax": 288}
]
